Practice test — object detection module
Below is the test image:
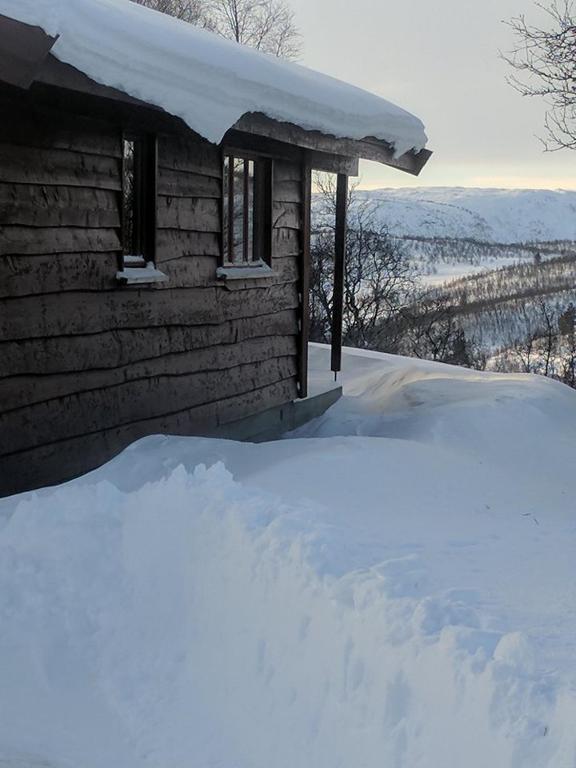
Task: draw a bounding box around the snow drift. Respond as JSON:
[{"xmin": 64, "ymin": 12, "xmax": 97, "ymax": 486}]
[
  {"xmin": 0, "ymin": 0, "xmax": 427, "ymax": 154},
  {"xmin": 1, "ymin": 345, "xmax": 576, "ymax": 767}
]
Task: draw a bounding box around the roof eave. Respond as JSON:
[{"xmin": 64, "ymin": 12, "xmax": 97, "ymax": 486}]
[
  {"xmin": 234, "ymin": 112, "xmax": 432, "ymax": 177},
  {"xmin": 0, "ymin": 12, "xmax": 57, "ymax": 89}
]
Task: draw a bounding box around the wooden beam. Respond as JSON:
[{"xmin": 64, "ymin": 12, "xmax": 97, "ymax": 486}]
[
  {"xmin": 227, "ymin": 155, "xmax": 235, "ymax": 262},
  {"xmin": 234, "ymin": 112, "xmax": 431, "ymax": 176},
  {"xmin": 331, "ymin": 173, "xmax": 348, "ymax": 375},
  {"xmin": 145, "ymin": 134, "xmax": 158, "ymax": 265},
  {"xmin": 243, "ymin": 159, "xmax": 250, "ymax": 262},
  {"xmin": 223, "ymin": 128, "xmax": 359, "ymax": 177},
  {"xmin": 298, "ymin": 158, "xmax": 312, "ymax": 398},
  {"xmin": 0, "ymin": 14, "xmax": 57, "ymax": 89}
]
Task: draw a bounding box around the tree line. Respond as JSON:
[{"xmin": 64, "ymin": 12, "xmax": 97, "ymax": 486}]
[{"xmin": 131, "ymin": 0, "xmax": 300, "ymax": 59}]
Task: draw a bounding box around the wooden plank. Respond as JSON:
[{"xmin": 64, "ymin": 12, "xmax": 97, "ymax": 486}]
[
  {"xmin": 0, "ymin": 252, "xmax": 119, "ymax": 298},
  {"xmin": 0, "ymin": 355, "xmax": 298, "ymax": 455},
  {"xmin": 157, "ymin": 254, "xmax": 219, "ymax": 287},
  {"xmin": 0, "ymin": 144, "xmax": 122, "ymax": 190},
  {"xmin": 0, "ymin": 309, "xmax": 299, "ymax": 378},
  {"xmin": 222, "ymin": 131, "xmax": 302, "ymax": 166},
  {"xmin": 298, "ymin": 162, "xmax": 311, "ymax": 397},
  {"xmin": 0, "ymin": 283, "xmax": 301, "ymax": 340},
  {"xmin": 158, "ymin": 135, "xmax": 222, "ymax": 178},
  {"xmin": 158, "ymin": 170, "xmax": 221, "ymax": 198},
  {"xmin": 0, "ymin": 184, "xmax": 120, "ymax": 228},
  {"xmin": 0, "ymin": 335, "xmax": 298, "ymax": 412},
  {"xmin": 0, "ymin": 104, "xmax": 122, "ymax": 157},
  {"xmin": 0, "ymin": 227, "xmax": 121, "ymax": 256},
  {"xmin": 156, "ymin": 252, "xmax": 298, "ymax": 289},
  {"xmin": 274, "ymin": 161, "xmax": 303, "ymax": 184},
  {"xmin": 273, "ymin": 179, "xmax": 302, "ymax": 204},
  {"xmin": 272, "ymin": 227, "xmax": 301, "ymax": 258},
  {"xmin": 0, "ymin": 377, "xmax": 298, "ymax": 497},
  {"xmin": 157, "ymin": 196, "xmax": 221, "ymax": 232},
  {"xmin": 273, "ymin": 201, "xmax": 301, "ymax": 231},
  {"xmin": 331, "ymin": 173, "xmax": 348, "ymax": 374},
  {"xmin": 156, "ymin": 230, "xmax": 221, "ymax": 262}
]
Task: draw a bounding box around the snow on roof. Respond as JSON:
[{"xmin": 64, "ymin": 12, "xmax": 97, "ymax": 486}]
[{"xmin": 0, "ymin": 0, "xmax": 428, "ymax": 156}]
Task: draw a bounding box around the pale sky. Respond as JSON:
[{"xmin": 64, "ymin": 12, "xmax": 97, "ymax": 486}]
[{"xmin": 290, "ymin": 0, "xmax": 575, "ymax": 190}]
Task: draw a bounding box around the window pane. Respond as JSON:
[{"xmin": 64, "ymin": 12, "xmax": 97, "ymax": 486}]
[
  {"xmin": 224, "ymin": 156, "xmax": 255, "ymax": 264},
  {"xmin": 122, "ymin": 139, "xmax": 137, "ymax": 257}
]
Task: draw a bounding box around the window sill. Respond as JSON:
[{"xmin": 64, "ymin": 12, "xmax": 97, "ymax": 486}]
[
  {"xmin": 216, "ymin": 260, "xmax": 274, "ymax": 281},
  {"xmin": 116, "ymin": 265, "xmax": 169, "ymax": 286}
]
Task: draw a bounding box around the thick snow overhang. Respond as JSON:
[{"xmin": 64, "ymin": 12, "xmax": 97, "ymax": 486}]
[{"xmin": 0, "ymin": 0, "xmax": 432, "ymax": 176}]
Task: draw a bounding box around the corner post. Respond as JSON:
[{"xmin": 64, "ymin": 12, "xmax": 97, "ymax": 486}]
[
  {"xmin": 331, "ymin": 173, "xmax": 348, "ymax": 376},
  {"xmin": 298, "ymin": 154, "xmax": 312, "ymax": 398}
]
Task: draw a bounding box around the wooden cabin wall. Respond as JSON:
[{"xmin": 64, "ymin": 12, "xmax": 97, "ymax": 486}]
[{"xmin": 0, "ymin": 97, "xmax": 302, "ymax": 496}]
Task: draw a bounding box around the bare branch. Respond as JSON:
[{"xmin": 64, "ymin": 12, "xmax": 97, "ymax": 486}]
[{"xmin": 503, "ymin": 0, "xmax": 576, "ymax": 150}]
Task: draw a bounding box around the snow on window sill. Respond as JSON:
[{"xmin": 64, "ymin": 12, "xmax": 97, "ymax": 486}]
[
  {"xmin": 116, "ymin": 263, "xmax": 169, "ymax": 285},
  {"xmin": 216, "ymin": 260, "xmax": 274, "ymax": 280}
]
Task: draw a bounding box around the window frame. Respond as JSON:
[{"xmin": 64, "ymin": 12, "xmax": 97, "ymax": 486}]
[
  {"xmin": 219, "ymin": 150, "xmax": 274, "ymax": 277},
  {"xmin": 117, "ymin": 130, "xmax": 166, "ymax": 285}
]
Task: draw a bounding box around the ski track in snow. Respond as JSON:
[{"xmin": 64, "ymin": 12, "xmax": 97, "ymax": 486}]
[{"xmin": 1, "ymin": 344, "xmax": 576, "ymax": 767}]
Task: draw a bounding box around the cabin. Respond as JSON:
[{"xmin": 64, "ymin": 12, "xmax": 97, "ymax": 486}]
[{"xmin": 0, "ymin": 0, "xmax": 430, "ymax": 497}]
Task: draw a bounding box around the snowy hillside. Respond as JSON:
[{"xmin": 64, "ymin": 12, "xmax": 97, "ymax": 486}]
[
  {"xmin": 2, "ymin": 344, "xmax": 576, "ymax": 767},
  {"xmin": 358, "ymin": 187, "xmax": 576, "ymax": 243}
]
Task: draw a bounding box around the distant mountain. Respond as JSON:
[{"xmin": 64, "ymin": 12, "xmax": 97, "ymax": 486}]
[{"xmin": 356, "ymin": 187, "xmax": 576, "ymax": 244}]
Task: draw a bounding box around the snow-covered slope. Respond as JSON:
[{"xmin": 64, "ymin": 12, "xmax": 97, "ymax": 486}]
[
  {"xmin": 1, "ymin": 345, "xmax": 576, "ymax": 767},
  {"xmin": 359, "ymin": 187, "xmax": 576, "ymax": 243},
  {"xmin": 0, "ymin": 0, "xmax": 426, "ymax": 153}
]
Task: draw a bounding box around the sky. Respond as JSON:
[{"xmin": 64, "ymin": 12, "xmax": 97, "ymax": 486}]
[{"xmin": 289, "ymin": 0, "xmax": 575, "ymax": 190}]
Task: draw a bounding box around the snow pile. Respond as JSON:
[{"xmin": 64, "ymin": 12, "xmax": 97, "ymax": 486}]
[
  {"xmin": 357, "ymin": 187, "xmax": 576, "ymax": 243},
  {"xmin": 2, "ymin": 345, "xmax": 576, "ymax": 767},
  {"xmin": 0, "ymin": 0, "xmax": 427, "ymax": 154}
]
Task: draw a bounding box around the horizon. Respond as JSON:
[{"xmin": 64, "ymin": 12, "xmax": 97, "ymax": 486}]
[
  {"xmin": 290, "ymin": 0, "xmax": 576, "ymax": 192},
  {"xmin": 355, "ymin": 178, "xmax": 576, "ymax": 193}
]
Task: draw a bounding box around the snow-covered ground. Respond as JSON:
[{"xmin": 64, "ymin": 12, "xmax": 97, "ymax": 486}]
[{"xmin": 1, "ymin": 344, "xmax": 576, "ymax": 767}]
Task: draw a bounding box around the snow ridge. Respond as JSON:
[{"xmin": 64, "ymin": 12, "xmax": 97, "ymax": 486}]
[{"xmin": 358, "ymin": 187, "xmax": 576, "ymax": 243}]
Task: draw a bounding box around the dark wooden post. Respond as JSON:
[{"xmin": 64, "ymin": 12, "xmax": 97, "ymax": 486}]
[
  {"xmin": 144, "ymin": 134, "xmax": 158, "ymax": 265},
  {"xmin": 331, "ymin": 173, "xmax": 348, "ymax": 376},
  {"xmin": 298, "ymin": 157, "xmax": 312, "ymax": 398},
  {"xmin": 227, "ymin": 155, "xmax": 235, "ymax": 262}
]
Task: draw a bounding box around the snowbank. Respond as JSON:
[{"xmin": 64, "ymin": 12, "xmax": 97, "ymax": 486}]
[
  {"xmin": 0, "ymin": 0, "xmax": 427, "ymax": 155},
  {"xmin": 1, "ymin": 345, "xmax": 576, "ymax": 767}
]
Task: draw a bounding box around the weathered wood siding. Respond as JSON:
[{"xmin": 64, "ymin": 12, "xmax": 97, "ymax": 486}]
[{"xmin": 0, "ymin": 96, "xmax": 302, "ymax": 496}]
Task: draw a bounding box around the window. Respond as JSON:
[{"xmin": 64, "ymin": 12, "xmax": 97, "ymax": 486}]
[
  {"xmin": 118, "ymin": 132, "xmax": 167, "ymax": 285},
  {"xmin": 221, "ymin": 154, "xmax": 273, "ymax": 274}
]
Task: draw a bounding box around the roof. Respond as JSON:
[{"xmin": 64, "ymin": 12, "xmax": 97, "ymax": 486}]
[{"xmin": 0, "ymin": 0, "xmax": 430, "ymax": 170}]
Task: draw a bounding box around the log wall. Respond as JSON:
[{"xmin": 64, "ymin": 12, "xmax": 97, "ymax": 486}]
[{"xmin": 0, "ymin": 92, "xmax": 303, "ymax": 496}]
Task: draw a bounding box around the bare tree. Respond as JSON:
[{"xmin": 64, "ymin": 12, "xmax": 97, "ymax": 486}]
[
  {"xmin": 504, "ymin": 1, "xmax": 576, "ymax": 150},
  {"xmin": 310, "ymin": 174, "xmax": 414, "ymax": 349},
  {"xmin": 131, "ymin": 0, "xmax": 209, "ymax": 24},
  {"xmin": 207, "ymin": 0, "xmax": 301, "ymax": 58},
  {"xmin": 130, "ymin": 0, "xmax": 300, "ymax": 59},
  {"xmin": 538, "ymin": 298, "xmax": 557, "ymax": 376},
  {"xmin": 398, "ymin": 293, "xmax": 474, "ymax": 366},
  {"xmin": 559, "ymin": 302, "xmax": 576, "ymax": 385}
]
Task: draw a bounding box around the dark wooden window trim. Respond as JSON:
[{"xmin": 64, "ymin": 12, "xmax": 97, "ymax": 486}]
[
  {"xmin": 218, "ymin": 150, "xmax": 274, "ymax": 280},
  {"xmin": 118, "ymin": 130, "xmax": 166, "ymax": 286}
]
